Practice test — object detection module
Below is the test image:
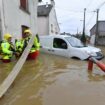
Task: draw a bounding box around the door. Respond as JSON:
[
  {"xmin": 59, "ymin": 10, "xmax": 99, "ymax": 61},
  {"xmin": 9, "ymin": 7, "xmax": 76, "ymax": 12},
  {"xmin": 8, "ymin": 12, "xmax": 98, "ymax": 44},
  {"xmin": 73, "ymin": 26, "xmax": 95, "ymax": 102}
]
[{"xmin": 52, "ymin": 38, "xmax": 69, "ymax": 57}]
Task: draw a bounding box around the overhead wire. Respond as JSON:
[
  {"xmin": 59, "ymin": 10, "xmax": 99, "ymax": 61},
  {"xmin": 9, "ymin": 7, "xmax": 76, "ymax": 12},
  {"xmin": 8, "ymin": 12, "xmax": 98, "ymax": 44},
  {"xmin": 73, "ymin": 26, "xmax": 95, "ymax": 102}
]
[
  {"xmin": 85, "ymin": 1, "xmax": 105, "ymax": 33},
  {"xmin": 55, "ymin": 6, "xmax": 83, "ymax": 14},
  {"xmin": 41, "ymin": 0, "xmax": 105, "ymax": 34},
  {"xmin": 86, "ymin": 12, "xmax": 96, "ymax": 27},
  {"xmin": 86, "ymin": 0, "xmax": 95, "ymax": 9},
  {"xmin": 85, "ymin": 0, "xmax": 97, "ymax": 29},
  {"xmin": 55, "ymin": 3, "xmax": 97, "ymax": 34},
  {"xmin": 96, "ymin": 1, "xmax": 105, "ymax": 9}
]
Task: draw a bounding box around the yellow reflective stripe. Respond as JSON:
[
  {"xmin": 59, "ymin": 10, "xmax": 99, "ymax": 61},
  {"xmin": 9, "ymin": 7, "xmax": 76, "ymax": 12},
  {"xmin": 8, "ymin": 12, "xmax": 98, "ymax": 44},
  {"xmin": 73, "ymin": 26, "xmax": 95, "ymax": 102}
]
[{"xmin": 3, "ymin": 55, "xmax": 10, "ymax": 60}]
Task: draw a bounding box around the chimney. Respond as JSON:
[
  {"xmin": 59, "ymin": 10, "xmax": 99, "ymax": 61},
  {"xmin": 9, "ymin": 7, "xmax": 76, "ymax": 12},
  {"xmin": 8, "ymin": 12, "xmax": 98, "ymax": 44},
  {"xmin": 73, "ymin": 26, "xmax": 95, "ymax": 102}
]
[{"xmin": 50, "ymin": 0, "xmax": 55, "ymax": 6}]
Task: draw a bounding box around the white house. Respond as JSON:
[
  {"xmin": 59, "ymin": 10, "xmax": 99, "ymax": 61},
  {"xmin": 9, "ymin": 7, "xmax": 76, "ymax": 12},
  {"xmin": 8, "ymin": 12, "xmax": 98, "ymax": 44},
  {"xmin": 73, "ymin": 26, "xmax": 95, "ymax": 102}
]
[
  {"xmin": 0, "ymin": 0, "xmax": 40, "ymax": 42},
  {"xmin": 37, "ymin": 0, "xmax": 60, "ymax": 35}
]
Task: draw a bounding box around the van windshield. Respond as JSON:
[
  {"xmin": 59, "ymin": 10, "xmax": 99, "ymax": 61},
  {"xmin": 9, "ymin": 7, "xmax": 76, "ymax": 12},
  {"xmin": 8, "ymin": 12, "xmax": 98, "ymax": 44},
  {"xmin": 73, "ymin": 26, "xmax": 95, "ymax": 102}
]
[{"xmin": 65, "ymin": 37, "xmax": 84, "ymax": 47}]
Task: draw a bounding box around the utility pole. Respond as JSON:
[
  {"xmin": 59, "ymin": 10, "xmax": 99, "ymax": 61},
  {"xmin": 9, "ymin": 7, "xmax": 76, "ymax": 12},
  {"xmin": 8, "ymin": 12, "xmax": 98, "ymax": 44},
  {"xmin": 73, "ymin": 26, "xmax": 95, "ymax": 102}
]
[
  {"xmin": 81, "ymin": 8, "xmax": 86, "ymax": 45},
  {"xmin": 83, "ymin": 8, "xmax": 86, "ymax": 35},
  {"xmin": 77, "ymin": 28, "xmax": 78, "ymax": 34},
  {"xmin": 95, "ymin": 9, "xmax": 99, "ymax": 45}
]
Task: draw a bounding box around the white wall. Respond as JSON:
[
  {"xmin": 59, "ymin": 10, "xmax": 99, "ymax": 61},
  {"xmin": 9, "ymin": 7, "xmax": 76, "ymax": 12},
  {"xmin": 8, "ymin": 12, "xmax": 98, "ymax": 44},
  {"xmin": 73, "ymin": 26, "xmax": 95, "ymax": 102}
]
[
  {"xmin": 0, "ymin": 16, "xmax": 2, "ymax": 40},
  {"xmin": 0, "ymin": 0, "xmax": 38, "ymax": 41},
  {"xmin": 37, "ymin": 4, "xmax": 60, "ymax": 36},
  {"xmin": 49, "ymin": 6, "xmax": 60, "ymax": 35},
  {"xmin": 90, "ymin": 35, "xmax": 95, "ymax": 46},
  {"xmin": 0, "ymin": 0, "xmax": 5, "ymax": 40},
  {"xmin": 38, "ymin": 16, "xmax": 49, "ymax": 35}
]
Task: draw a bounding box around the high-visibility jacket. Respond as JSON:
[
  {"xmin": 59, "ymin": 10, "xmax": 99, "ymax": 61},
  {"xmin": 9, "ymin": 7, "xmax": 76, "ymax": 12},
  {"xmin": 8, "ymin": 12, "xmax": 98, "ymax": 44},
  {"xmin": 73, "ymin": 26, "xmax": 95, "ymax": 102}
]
[
  {"xmin": 21, "ymin": 37, "xmax": 31, "ymax": 52},
  {"xmin": 22, "ymin": 35, "xmax": 40, "ymax": 53},
  {"xmin": 0, "ymin": 41, "xmax": 2, "ymax": 54},
  {"xmin": 1, "ymin": 41, "xmax": 13, "ymax": 60},
  {"xmin": 15, "ymin": 39, "xmax": 23, "ymax": 53},
  {"xmin": 34, "ymin": 36, "xmax": 40, "ymax": 51}
]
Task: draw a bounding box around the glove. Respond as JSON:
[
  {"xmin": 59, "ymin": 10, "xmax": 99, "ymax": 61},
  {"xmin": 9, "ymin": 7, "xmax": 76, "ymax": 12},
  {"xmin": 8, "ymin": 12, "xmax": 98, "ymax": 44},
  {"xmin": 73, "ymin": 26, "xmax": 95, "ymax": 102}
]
[
  {"xmin": 10, "ymin": 51, "xmax": 13, "ymax": 55},
  {"xmin": 14, "ymin": 51, "xmax": 20, "ymax": 54}
]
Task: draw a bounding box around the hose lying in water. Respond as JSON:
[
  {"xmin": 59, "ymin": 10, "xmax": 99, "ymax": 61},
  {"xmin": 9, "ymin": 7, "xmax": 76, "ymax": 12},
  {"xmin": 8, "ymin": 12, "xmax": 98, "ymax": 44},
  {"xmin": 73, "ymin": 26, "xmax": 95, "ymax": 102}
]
[{"xmin": 0, "ymin": 34, "xmax": 36, "ymax": 99}]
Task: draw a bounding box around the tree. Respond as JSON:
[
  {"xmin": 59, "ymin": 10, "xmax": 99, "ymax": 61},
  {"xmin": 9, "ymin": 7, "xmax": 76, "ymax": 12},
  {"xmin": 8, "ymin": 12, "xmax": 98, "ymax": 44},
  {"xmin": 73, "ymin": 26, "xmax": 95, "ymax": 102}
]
[{"xmin": 80, "ymin": 31, "xmax": 86, "ymax": 46}]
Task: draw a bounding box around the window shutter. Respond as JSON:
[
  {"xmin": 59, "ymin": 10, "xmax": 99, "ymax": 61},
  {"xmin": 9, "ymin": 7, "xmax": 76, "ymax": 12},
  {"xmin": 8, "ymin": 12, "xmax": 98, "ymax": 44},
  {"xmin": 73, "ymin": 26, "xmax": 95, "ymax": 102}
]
[{"xmin": 20, "ymin": 0, "xmax": 27, "ymax": 10}]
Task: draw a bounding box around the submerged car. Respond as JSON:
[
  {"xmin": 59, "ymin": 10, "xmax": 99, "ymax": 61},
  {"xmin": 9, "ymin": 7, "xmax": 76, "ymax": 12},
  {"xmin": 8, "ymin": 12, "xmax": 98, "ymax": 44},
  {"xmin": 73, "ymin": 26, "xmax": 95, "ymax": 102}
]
[{"xmin": 39, "ymin": 35, "xmax": 104, "ymax": 60}]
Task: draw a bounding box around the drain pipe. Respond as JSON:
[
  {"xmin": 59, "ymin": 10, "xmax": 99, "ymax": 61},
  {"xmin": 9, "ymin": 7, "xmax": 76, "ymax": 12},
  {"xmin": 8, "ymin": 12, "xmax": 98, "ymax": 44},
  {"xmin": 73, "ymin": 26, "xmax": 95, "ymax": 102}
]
[
  {"xmin": 0, "ymin": 0, "xmax": 6, "ymax": 39},
  {"xmin": 0, "ymin": 0, "xmax": 3, "ymax": 40}
]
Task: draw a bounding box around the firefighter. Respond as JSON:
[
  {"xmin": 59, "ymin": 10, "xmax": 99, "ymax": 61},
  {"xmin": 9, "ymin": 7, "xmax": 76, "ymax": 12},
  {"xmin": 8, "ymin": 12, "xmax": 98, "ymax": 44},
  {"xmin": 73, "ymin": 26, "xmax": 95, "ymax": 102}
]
[
  {"xmin": 0, "ymin": 41, "xmax": 3, "ymax": 59},
  {"xmin": 33, "ymin": 34, "xmax": 40, "ymax": 56},
  {"xmin": 34, "ymin": 34, "xmax": 40, "ymax": 51},
  {"xmin": 1, "ymin": 33, "xmax": 15, "ymax": 63},
  {"xmin": 22, "ymin": 29, "xmax": 32, "ymax": 52},
  {"xmin": 22, "ymin": 29, "xmax": 40, "ymax": 59}
]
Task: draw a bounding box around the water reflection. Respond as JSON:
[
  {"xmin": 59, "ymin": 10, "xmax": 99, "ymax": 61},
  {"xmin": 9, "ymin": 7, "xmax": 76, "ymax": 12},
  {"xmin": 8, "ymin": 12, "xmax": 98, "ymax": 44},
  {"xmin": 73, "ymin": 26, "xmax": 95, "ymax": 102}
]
[
  {"xmin": 0, "ymin": 61, "xmax": 16, "ymax": 84},
  {"xmin": 0, "ymin": 48, "xmax": 105, "ymax": 105},
  {"xmin": 88, "ymin": 71, "xmax": 105, "ymax": 81}
]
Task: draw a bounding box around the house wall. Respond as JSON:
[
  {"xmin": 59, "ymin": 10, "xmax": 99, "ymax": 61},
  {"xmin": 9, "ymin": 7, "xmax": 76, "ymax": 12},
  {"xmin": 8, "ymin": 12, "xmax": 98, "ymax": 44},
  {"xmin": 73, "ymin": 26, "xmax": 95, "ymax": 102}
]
[
  {"xmin": 90, "ymin": 22, "xmax": 105, "ymax": 36},
  {"xmin": 90, "ymin": 26, "xmax": 96, "ymax": 36},
  {"xmin": 97, "ymin": 36, "xmax": 105, "ymax": 45},
  {"xmin": 0, "ymin": 0, "xmax": 4, "ymax": 40},
  {"xmin": 0, "ymin": 0, "xmax": 38, "ymax": 42},
  {"xmin": 37, "ymin": 16, "xmax": 49, "ymax": 35},
  {"xmin": 37, "ymin": 3, "xmax": 60, "ymax": 36},
  {"xmin": 0, "ymin": 19, "xmax": 2, "ymax": 41},
  {"xmin": 90, "ymin": 21, "xmax": 105, "ymax": 45},
  {"xmin": 98, "ymin": 22, "xmax": 105, "ymax": 36},
  {"xmin": 90, "ymin": 34, "xmax": 95, "ymax": 46},
  {"xmin": 49, "ymin": 7, "xmax": 60, "ymax": 35}
]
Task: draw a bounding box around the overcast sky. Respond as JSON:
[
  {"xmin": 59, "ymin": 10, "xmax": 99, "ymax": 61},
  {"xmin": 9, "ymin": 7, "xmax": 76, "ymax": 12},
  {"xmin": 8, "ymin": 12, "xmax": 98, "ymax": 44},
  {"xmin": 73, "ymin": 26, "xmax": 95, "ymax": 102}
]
[{"xmin": 39, "ymin": 0, "xmax": 105, "ymax": 35}]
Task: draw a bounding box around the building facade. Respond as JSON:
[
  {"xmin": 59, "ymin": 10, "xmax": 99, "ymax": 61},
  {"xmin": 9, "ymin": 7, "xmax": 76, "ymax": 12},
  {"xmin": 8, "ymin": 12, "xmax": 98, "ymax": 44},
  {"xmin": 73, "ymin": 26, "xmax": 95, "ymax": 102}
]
[
  {"xmin": 37, "ymin": 0, "xmax": 60, "ymax": 35},
  {"xmin": 0, "ymin": 0, "xmax": 39, "ymax": 42},
  {"xmin": 90, "ymin": 21, "xmax": 105, "ymax": 45}
]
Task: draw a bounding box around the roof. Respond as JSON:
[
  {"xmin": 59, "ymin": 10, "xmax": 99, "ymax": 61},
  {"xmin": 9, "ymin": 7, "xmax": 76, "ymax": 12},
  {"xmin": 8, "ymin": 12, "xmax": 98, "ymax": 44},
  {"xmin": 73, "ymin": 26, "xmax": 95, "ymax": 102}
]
[
  {"xmin": 37, "ymin": 4, "xmax": 53, "ymax": 16},
  {"xmin": 39, "ymin": 35, "xmax": 73, "ymax": 39}
]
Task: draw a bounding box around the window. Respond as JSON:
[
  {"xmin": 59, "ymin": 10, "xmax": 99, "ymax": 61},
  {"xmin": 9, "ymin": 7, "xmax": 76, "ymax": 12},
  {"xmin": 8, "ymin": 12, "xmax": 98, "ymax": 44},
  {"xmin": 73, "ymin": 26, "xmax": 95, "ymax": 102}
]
[
  {"xmin": 65, "ymin": 37, "xmax": 84, "ymax": 47},
  {"xmin": 53, "ymin": 38, "xmax": 67, "ymax": 49},
  {"xmin": 38, "ymin": 0, "xmax": 42, "ymax": 2},
  {"xmin": 20, "ymin": 0, "xmax": 28, "ymax": 12},
  {"xmin": 21, "ymin": 25, "xmax": 29, "ymax": 38},
  {"xmin": 51, "ymin": 24, "xmax": 53, "ymax": 33}
]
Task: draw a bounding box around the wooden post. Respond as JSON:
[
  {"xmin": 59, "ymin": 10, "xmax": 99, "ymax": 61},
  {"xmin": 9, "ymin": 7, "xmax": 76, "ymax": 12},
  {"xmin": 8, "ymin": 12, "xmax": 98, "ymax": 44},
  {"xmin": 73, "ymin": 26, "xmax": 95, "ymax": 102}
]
[{"xmin": 88, "ymin": 59, "xmax": 93, "ymax": 72}]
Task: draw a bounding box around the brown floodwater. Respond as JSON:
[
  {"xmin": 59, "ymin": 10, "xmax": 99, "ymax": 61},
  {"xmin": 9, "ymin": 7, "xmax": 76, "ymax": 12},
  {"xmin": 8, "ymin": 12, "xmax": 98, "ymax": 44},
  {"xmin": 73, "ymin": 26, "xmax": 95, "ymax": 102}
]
[{"xmin": 0, "ymin": 46, "xmax": 105, "ymax": 105}]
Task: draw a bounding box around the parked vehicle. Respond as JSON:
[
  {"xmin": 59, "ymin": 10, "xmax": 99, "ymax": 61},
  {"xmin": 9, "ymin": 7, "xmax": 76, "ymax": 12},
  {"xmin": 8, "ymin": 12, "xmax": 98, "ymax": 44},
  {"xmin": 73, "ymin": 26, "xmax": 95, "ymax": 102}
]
[{"xmin": 39, "ymin": 35, "xmax": 104, "ymax": 60}]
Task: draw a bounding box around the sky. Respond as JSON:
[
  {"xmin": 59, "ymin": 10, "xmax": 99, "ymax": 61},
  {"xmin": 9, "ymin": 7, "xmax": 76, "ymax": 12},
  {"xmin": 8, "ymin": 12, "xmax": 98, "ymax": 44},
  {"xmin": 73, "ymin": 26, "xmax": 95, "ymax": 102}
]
[{"xmin": 39, "ymin": 0, "xmax": 105, "ymax": 35}]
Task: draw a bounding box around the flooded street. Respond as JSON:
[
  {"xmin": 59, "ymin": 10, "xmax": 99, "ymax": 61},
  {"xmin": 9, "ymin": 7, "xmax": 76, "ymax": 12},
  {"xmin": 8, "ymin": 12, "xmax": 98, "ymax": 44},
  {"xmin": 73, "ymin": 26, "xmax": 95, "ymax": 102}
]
[{"xmin": 0, "ymin": 46, "xmax": 105, "ymax": 105}]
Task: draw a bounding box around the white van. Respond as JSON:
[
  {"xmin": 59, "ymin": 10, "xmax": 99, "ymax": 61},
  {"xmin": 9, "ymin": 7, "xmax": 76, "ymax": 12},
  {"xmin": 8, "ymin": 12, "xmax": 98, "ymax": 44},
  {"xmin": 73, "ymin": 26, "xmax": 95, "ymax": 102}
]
[{"xmin": 39, "ymin": 35, "xmax": 104, "ymax": 60}]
